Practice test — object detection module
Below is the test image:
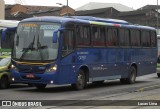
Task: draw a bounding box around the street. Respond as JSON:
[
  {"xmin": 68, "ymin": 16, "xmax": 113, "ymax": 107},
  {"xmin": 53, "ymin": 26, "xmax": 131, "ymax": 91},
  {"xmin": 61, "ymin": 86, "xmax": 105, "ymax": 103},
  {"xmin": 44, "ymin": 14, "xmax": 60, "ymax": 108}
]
[{"xmin": 0, "ymin": 73, "xmax": 160, "ymax": 109}]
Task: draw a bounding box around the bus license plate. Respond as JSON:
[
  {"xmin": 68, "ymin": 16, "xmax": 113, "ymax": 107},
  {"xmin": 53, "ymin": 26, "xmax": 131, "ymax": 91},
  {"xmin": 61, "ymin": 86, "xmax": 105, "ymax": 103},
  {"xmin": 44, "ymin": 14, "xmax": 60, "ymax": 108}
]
[{"xmin": 26, "ymin": 74, "xmax": 35, "ymax": 78}]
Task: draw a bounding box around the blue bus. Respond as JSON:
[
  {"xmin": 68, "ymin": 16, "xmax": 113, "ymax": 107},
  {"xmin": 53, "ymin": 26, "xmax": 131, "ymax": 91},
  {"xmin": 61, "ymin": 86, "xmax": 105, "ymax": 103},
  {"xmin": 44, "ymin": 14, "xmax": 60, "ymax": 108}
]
[
  {"xmin": 8, "ymin": 16, "xmax": 157, "ymax": 90},
  {"xmin": 0, "ymin": 20, "xmax": 19, "ymax": 56}
]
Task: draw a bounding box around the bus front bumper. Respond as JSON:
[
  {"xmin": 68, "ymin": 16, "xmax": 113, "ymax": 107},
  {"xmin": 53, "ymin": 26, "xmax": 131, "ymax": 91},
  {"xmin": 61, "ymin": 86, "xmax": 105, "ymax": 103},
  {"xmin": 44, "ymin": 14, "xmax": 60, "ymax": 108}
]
[{"xmin": 10, "ymin": 69, "xmax": 57, "ymax": 85}]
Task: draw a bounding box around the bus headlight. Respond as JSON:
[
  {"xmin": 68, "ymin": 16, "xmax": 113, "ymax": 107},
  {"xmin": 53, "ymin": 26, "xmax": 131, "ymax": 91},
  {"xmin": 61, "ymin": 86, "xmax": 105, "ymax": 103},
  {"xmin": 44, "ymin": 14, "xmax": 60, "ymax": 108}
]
[
  {"xmin": 46, "ymin": 64, "xmax": 57, "ymax": 73},
  {"xmin": 11, "ymin": 64, "xmax": 18, "ymax": 72}
]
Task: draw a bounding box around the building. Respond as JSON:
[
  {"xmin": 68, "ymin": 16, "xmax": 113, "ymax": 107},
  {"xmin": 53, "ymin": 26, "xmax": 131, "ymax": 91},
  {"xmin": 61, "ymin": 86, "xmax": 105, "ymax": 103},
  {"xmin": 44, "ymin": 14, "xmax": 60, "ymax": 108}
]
[
  {"xmin": 76, "ymin": 7, "xmax": 119, "ymax": 19},
  {"xmin": 0, "ymin": 0, "xmax": 5, "ymax": 19},
  {"xmin": 76, "ymin": 4, "xmax": 160, "ymax": 28},
  {"xmin": 76, "ymin": 2, "xmax": 134, "ymax": 12},
  {"xmin": 5, "ymin": 4, "xmax": 75, "ymax": 20},
  {"xmin": 118, "ymin": 9, "xmax": 159, "ymax": 27},
  {"xmin": 138, "ymin": 5, "xmax": 160, "ymax": 10},
  {"xmin": 32, "ymin": 6, "xmax": 75, "ymax": 17}
]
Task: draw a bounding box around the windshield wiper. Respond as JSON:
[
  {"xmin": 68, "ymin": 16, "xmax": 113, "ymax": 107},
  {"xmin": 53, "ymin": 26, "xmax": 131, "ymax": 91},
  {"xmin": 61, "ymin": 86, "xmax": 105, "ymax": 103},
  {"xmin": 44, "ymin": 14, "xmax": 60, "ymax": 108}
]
[
  {"xmin": 37, "ymin": 34, "xmax": 44, "ymax": 60},
  {"xmin": 37, "ymin": 34, "xmax": 48, "ymax": 49},
  {"xmin": 20, "ymin": 35, "xmax": 35, "ymax": 60}
]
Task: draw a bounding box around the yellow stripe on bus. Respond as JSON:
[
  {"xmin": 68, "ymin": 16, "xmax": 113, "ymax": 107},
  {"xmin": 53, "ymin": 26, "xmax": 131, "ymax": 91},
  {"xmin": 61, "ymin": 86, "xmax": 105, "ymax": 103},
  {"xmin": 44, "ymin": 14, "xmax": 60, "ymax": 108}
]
[
  {"xmin": 89, "ymin": 21, "xmax": 113, "ymax": 26},
  {"xmin": 12, "ymin": 59, "xmax": 49, "ymax": 66}
]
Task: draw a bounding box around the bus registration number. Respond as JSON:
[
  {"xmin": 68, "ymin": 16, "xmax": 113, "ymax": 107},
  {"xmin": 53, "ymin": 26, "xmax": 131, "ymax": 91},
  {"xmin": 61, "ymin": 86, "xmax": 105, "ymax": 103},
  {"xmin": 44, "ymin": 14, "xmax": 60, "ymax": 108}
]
[{"xmin": 26, "ymin": 74, "xmax": 35, "ymax": 78}]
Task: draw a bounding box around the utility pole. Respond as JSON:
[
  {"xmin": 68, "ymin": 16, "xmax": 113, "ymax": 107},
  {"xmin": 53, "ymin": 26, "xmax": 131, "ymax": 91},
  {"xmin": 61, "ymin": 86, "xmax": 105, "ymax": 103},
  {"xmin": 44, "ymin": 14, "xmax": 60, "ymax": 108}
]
[
  {"xmin": 67, "ymin": 0, "xmax": 68, "ymax": 6},
  {"xmin": 157, "ymin": 0, "xmax": 159, "ymax": 32}
]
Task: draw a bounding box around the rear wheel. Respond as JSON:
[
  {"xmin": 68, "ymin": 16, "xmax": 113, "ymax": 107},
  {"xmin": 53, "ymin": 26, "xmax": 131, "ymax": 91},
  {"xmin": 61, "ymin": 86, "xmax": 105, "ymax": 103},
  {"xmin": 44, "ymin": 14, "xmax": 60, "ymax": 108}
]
[
  {"xmin": 35, "ymin": 84, "xmax": 47, "ymax": 90},
  {"xmin": 120, "ymin": 78, "xmax": 127, "ymax": 84},
  {"xmin": 0, "ymin": 76, "xmax": 10, "ymax": 89},
  {"xmin": 157, "ymin": 73, "xmax": 160, "ymax": 78},
  {"xmin": 127, "ymin": 66, "xmax": 136, "ymax": 84},
  {"xmin": 72, "ymin": 70, "xmax": 86, "ymax": 90},
  {"xmin": 120, "ymin": 66, "xmax": 136, "ymax": 84}
]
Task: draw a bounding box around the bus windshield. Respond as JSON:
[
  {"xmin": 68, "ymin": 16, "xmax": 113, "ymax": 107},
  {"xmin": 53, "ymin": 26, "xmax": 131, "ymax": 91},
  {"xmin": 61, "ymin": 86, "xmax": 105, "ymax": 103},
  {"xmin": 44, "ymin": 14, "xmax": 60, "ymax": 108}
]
[{"xmin": 13, "ymin": 22, "xmax": 60, "ymax": 61}]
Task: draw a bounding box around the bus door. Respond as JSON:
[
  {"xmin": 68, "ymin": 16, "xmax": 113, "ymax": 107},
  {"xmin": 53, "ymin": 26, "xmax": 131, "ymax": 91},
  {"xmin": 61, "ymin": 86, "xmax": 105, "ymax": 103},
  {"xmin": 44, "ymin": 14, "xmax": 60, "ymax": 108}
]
[{"xmin": 59, "ymin": 28, "xmax": 76, "ymax": 84}]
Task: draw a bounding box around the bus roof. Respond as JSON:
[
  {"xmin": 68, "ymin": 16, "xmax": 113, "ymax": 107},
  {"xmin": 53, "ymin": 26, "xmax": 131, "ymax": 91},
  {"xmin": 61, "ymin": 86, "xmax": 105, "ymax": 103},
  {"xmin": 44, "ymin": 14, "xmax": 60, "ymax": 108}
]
[
  {"xmin": 0, "ymin": 20, "xmax": 20, "ymax": 29},
  {"xmin": 21, "ymin": 16, "xmax": 156, "ymax": 31},
  {"xmin": 65, "ymin": 16, "xmax": 129, "ymax": 25}
]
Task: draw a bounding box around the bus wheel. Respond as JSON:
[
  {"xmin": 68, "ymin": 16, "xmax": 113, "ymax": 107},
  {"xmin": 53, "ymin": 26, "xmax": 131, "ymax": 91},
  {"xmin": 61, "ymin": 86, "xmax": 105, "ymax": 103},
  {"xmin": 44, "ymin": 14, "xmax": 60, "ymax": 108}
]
[
  {"xmin": 120, "ymin": 78, "xmax": 127, "ymax": 84},
  {"xmin": 157, "ymin": 73, "xmax": 160, "ymax": 78},
  {"xmin": 72, "ymin": 70, "xmax": 86, "ymax": 90},
  {"xmin": 0, "ymin": 76, "xmax": 10, "ymax": 89},
  {"xmin": 127, "ymin": 66, "xmax": 137, "ymax": 84},
  {"xmin": 120, "ymin": 66, "xmax": 136, "ymax": 84},
  {"xmin": 35, "ymin": 84, "xmax": 47, "ymax": 90}
]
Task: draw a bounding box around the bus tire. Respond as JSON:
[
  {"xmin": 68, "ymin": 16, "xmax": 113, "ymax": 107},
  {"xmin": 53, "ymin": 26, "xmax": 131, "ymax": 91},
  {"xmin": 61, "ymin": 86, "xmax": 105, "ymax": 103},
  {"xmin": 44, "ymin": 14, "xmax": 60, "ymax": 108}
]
[
  {"xmin": 72, "ymin": 70, "xmax": 86, "ymax": 90},
  {"xmin": 120, "ymin": 78, "xmax": 127, "ymax": 84},
  {"xmin": 127, "ymin": 66, "xmax": 137, "ymax": 84},
  {"xmin": 157, "ymin": 73, "xmax": 160, "ymax": 78},
  {"xmin": 0, "ymin": 76, "xmax": 10, "ymax": 89},
  {"xmin": 35, "ymin": 84, "xmax": 47, "ymax": 90},
  {"xmin": 120, "ymin": 66, "xmax": 136, "ymax": 84}
]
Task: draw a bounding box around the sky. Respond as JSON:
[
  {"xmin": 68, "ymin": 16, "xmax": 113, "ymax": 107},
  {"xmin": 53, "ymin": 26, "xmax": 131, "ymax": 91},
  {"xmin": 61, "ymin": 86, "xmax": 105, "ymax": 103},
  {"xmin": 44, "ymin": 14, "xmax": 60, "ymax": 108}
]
[{"xmin": 3, "ymin": 0, "xmax": 159, "ymax": 9}]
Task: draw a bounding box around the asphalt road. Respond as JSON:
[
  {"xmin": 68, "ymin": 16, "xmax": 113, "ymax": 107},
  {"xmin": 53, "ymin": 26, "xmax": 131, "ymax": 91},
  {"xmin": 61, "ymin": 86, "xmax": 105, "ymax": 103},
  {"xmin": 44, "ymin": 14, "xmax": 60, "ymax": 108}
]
[{"xmin": 1, "ymin": 73, "xmax": 160, "ymax": 109}]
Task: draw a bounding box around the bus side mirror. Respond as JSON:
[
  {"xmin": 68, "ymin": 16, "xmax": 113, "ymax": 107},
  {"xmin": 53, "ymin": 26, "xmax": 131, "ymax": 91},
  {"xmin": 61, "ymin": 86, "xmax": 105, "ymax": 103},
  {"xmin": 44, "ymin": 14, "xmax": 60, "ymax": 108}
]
[{"xmin": 53, "ymin": 28, "xmax": 64, "ymax": 43}]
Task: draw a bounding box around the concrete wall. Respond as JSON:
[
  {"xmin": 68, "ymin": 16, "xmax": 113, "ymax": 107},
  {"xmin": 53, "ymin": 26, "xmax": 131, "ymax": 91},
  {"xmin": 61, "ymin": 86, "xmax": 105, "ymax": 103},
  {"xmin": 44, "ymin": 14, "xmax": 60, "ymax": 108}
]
[{"xmin": 0, "ymin": 0, "xmax": 5, "ymax": 19}]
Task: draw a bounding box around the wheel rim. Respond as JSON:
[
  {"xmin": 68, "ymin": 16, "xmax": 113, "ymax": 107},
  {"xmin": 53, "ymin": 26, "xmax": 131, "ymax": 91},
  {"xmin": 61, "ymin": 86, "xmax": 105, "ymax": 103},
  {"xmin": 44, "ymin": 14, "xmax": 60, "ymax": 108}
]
[
  {"xmin": 130, "ymin": 68, "xmax": 136, "ymax": 82},
  {"xmin": 77, "ymin": 73, "xmax": 84, "ymax": 87}
]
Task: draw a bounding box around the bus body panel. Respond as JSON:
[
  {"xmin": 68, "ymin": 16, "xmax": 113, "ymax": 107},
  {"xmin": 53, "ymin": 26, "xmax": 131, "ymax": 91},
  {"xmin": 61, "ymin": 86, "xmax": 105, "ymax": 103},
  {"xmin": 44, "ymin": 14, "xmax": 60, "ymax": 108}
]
[{"xmin": 11, "ymin": 47, "xmax": 157, "ymax": 85}]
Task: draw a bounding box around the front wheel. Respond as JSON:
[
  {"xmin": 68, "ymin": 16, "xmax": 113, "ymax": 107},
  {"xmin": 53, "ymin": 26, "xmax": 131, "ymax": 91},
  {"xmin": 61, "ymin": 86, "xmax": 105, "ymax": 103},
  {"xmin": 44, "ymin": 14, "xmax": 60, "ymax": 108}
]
[
  {"xmin": 72, "ymin": 70, "xmax": 86, "ymax": 90},
  {"xmin": 35, "ymin": 84, "xmax": 47, "ymax": 90},
  {"xmin": 0, "ymin": 76, "xmax": 10, "ymax": 89}
]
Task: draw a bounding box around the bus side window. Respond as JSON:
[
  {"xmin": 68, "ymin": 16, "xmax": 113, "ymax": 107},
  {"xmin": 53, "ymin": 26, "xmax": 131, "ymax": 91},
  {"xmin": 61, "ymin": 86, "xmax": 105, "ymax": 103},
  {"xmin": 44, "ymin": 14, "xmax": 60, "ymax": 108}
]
[
  {"xmin": 119, "ymin": 29, "xmax": 130, "ymax": 46},
  {"xmin": 92, "ymin": 27, "xmax": 99, "ymax": 46},
  {"xmin": 131, "ymin": 30, "xmax": 140, "ymax": 47},
  {"xmin": 106, "ymin": 28, "xmax": 118, "ymax": 46},
  {"xmin": 151, "ymin": 31, "xmax": 156, "ymax": 47},
  {"xmin": 62, "ymin": 30, "xmax": 74, "ymax": 57},
  {"xmin": 76, "ymin": 26, "xmax": 90, "ymax": 46},
  {"xmin": 141, "ymin": 31, "xmax": 151, "ymax": 47}
]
